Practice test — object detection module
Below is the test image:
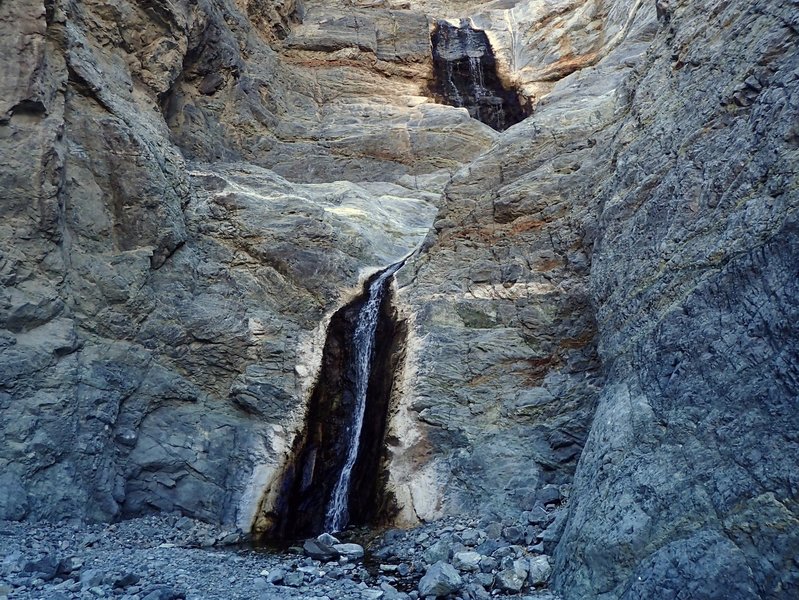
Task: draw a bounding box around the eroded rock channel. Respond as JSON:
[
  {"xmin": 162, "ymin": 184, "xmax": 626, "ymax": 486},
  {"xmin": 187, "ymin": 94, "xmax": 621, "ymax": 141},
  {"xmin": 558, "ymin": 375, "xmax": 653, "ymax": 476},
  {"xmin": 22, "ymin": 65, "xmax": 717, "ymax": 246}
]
[{"xmin": 265, "ymin": 266, "xmax": 406, "ymax": 540}]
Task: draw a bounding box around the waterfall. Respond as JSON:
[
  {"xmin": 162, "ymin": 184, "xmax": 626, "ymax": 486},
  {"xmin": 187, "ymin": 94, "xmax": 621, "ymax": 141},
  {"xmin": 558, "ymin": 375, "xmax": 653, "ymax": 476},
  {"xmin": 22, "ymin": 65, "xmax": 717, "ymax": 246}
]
[
  {"xmin": 429, "ymin": 20, "xmax": 529, "ymax": 131},
  {"xmin": 323, "ymin": 263, "xmax": 402, "ymax": 532},
  {"xmin": 445, "ymin": 60, "xmax": 464, "ymax": 107},
  {"xmin": 268, "ymin": 259, "xmax": 405, "ymax": 539}
]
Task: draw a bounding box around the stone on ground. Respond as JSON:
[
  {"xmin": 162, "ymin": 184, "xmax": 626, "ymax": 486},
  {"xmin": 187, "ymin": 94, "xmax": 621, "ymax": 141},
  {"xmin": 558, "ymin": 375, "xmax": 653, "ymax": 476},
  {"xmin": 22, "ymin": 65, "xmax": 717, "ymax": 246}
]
[{"xmin": 418, "ymin": 561, "xmax": 462, "ymax": 598}]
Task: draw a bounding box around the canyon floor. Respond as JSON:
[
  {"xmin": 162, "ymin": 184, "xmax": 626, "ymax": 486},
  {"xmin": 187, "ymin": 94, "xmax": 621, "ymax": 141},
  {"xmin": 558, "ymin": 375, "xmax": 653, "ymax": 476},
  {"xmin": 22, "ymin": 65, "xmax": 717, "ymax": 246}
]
[{"xmin": 0, "ymin": 505, "xmax": 566, "ymax": 600}]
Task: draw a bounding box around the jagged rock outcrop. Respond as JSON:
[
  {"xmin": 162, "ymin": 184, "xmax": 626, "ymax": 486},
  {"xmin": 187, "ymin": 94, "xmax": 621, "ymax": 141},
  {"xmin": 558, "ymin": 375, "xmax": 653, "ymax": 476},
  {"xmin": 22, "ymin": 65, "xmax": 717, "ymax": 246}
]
[
  {"xmin": 551, "ymin": 1, "xmax": 799, "ymax": 598},
  {"xmin": 394, "ymin": 0, "xmax": 798, "ymax": 597},
  {"xmin": 390, "ymin": 0, "xmax": 654, "ymax": 524}
]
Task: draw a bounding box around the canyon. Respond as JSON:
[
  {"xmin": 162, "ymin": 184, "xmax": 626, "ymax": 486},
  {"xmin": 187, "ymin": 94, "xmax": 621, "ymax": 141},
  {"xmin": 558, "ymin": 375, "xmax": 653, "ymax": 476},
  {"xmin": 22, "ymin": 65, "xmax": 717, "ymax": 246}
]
[{"xmin": 0, "ymin": 0, "xmax": 797, "ymax": 599}]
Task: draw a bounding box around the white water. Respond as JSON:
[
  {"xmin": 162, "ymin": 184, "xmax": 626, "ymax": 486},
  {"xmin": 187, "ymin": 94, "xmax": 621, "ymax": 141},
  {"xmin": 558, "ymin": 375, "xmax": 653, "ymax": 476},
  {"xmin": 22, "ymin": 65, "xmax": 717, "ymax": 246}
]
[
  {"xmin": 445, "ymin": 61, "xmax": 464, "ymax": 107},
  {"xmin": 324, "ymin": 263, "xmax": 402, "ymax": 532}
]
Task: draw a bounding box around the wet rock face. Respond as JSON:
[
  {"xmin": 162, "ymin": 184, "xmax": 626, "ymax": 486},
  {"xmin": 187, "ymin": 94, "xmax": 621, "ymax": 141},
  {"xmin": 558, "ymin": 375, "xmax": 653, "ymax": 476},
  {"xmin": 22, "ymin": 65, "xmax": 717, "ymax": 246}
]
[
  {"xmin": 430, "ymin": 20, "xmax": 529, "ymax": 131},
  {"xmin": 267, "ymin": 274, "xmax": 404, "ymax": 539}
]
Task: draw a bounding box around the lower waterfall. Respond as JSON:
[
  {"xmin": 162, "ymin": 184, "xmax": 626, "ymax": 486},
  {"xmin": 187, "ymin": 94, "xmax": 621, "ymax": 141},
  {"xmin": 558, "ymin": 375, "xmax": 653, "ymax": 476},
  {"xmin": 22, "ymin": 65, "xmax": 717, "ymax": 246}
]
[
  {"xmin": 265, "ymin": 264, "xmax": 406, "ymax": 539},
  {"xmin": 324, "ymin": 263, "xmax": 402, "ymax": 532}
]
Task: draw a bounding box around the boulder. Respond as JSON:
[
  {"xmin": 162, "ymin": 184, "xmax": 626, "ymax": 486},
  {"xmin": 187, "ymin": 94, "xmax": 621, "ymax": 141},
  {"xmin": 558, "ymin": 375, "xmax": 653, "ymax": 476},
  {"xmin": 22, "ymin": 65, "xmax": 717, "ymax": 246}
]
[
  {"xmin": 333, "ymin": 543, "xmax": 365, "ymax": 560},
  {"xmin": 418, "ymin": 562, "xmax": 462, "ymax": 598},
  {"xmin": 527, "ymin": 555, "xmax": 552, "ymax": 586},
  {"xmin": 452, "ymin": 551, "xmax": 482, "ymax": 572},
  {"xmin": 423, "ymin": 540, "xmax": 452, "ymax": 565},
  {"xmin": 304, "ymin": 538, "xmax": 340, "ymax": 561},
  {"xmin": 495, "ymin": 558, "xmax": 529, "ymax": 593},
  {"xmin": 22, "ymin": 555, "xmax": 59, "ymax": 581}
]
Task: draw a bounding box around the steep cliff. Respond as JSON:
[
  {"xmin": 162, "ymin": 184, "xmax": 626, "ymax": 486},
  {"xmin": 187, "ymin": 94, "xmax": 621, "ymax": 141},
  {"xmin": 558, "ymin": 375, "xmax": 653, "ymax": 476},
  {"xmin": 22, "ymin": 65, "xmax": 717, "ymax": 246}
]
[
  {"xmin": 1, "ymin": 0, "xmax": 797, "ymax": 598},
  {"xmin": 0, "ymin": 0, "xmax": 466, "ymax": 527},
  {"xmin": 554, "ymin": 1, "xmax": 799, "ymax": 597}
]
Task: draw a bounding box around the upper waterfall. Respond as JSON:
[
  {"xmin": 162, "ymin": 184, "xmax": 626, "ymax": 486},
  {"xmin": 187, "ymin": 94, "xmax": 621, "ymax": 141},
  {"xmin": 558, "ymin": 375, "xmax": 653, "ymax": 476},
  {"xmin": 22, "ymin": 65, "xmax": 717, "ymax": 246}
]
[{"xmin": 430, "ymin": 20, "xmax": 529, "ymax": 131}]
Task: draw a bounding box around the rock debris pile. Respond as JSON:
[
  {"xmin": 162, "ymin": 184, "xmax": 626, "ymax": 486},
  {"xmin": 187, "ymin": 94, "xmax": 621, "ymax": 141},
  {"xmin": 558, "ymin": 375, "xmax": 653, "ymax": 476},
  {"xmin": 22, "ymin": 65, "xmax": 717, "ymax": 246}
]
[{"xmin": 0, "ymin": 484, "xmax": 567, "ymax": 600}]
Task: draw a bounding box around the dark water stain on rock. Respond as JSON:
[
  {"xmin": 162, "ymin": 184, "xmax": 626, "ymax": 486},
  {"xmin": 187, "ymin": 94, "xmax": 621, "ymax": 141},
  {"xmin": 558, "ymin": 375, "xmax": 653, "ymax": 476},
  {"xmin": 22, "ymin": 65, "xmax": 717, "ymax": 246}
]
[
  {"xmin": 429, "ymin": 20, "xmax": 530, "ymax": 131},
  {"xmin": 261, "ymin": 270, "xmax": 405, "ymax": 540}
]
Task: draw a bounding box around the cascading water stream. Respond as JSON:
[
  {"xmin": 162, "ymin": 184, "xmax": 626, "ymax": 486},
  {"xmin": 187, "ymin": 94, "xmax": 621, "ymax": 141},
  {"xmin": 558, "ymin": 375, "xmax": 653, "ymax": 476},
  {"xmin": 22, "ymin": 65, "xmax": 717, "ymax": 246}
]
[
  {"xmin": 261, "ymin": 260, "xmax": 407, "ymax": 540},
  {"xmin": 430, "ymin": 19, "xmax": 529, "ymax": 131},
  {"xmin": 323, "ymin": 262, "xmax": 402, "ymax": 532}
]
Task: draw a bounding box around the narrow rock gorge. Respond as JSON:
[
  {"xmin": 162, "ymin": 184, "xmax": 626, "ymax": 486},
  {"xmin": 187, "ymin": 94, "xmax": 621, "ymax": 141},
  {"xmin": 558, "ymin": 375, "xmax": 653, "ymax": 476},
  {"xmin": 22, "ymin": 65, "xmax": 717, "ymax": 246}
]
[{"xmin": 1, "ymin": 0, "xmax": 797, "ymax": 598}]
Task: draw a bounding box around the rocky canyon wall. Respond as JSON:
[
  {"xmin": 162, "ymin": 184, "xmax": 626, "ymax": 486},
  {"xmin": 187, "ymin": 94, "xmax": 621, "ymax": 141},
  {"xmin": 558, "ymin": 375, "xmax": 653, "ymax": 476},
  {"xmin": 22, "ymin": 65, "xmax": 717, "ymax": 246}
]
[
  {"xmin": 1, "ymin": 0, "xmax": 797, "ymax": 598},
  {"xmin": 0, "ymin": 0, "xmax": 466, "ymax": 527},
  {"xmin": 552, "ymin": 1, "xmax": 799, "ymax": 598}
]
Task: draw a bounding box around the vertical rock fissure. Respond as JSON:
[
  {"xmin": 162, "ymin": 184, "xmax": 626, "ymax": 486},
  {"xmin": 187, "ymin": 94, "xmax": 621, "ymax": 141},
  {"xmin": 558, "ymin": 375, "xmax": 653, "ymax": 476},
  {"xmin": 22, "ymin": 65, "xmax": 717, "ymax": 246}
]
[
  {"xmin": 430, "ymin": 20, "xmax": 530, "ymax": 131},
  {"xmin": 268, "ymin": 264, "xmax": 405, "ymax": 539},
  {"xmin": 324, "ymin": 263, "xmax": 402, "ymax": 532}
]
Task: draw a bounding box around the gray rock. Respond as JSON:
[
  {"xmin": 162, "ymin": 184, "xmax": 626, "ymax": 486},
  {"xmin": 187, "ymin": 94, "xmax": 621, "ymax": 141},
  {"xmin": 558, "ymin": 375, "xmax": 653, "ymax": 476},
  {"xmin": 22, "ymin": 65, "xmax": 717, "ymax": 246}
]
[
  {"xmin": 460, "ymin": 529, "xmax": 482, "ymax": 546},
  {"xmin": 527, "ymin": 507, "xmax": 551, "ymax": 526},
  {"xmin": 452, "ymin": 551, "xmax": 482, "ymax": 572},
  {"xmin": 502, "ymin": 526, "xmax": 524, "ymax": 545},
  {"xmin": 283, "ymin": 570, "xmax": 305, "ymax": 587},
  {"xmin": 379, "ymin": 582, "xmax": 407, "ymax": 600},
  {"xmin": 266, "ymin": 568, "xmax": 285, "ymax": 584},
  {"xmin": 22, "ymin": 555, "xmax": 58, "ymax": 581},
  {"xmin": 0, "ymin": 0, "xmax": 447, "ymax": 530},
  {"xmin": 141, "ymin": 587, "xmax": 182, "ymax": 600},
  {"xmin": 113, "ymin": 573, "xmax": 140, "ymax": 589},
  {"xmin": 479, "ymin": 556, "xmax": 498, "ymax": 573},
  {"xmin": 549, "ymin": 1, "xmax": 799, "ymax": 598},
  {"xmin": 535, "ymin": 485, "xmax": 561, "ymax": 507},
  {"xmin": 492, "ymin": 545, "xmax": 518, "ymax": 559},
  {"xmin": 0, "ymin": 1, "xmax": 796, "ymax": 600},
  {"xmin": 541, "ymin": 511, "xmax": 567, "ymax": 554},
  {"xmin": 526, "ymin": 556, "xmax": 551, "ymax": 586},
  {"xmin": 474, "ymin": 539, "xmax": 502, "ymax": 557},
  {"xmin": 333, "ymin": 543, "xmax": 365, "ymax": 560},
  {"xmin": 174, "ymin": 517, "xmax": 194, "ymax": 531},
  {"xmin": 417, "ymin": 562, "xmax": 462, "ymax": 598},
  {"xmin": 317, "ymin": 533, "xmax": 341, "ymax": 546},
  {"xmin": 80, "ymin": 569, "xmax": 106, "ymax": 588},
  {"xmin": 466, "ymin": 583, "xmax": 492, "ymax": 600},
  {"xmin": 252, "ymin": 577, "xmax": 268, "ymax": 591},
  {"xmin": 495, "ymin": 559, "xmax": 529, "ymax": 593},
  {"xmin": 484, "ymin": 522, "xmax": 502, "ymax": 540},
  {"xmin": 0, "ymin": 474, "xmax": 28, "ymax": 521},
  {"xmin": 304, "ymin": 538, "xmax": 339, "ymax": 561},
  {"xmin": 422, "ymin": 540, "xmax": 451, "ymax": 565}
]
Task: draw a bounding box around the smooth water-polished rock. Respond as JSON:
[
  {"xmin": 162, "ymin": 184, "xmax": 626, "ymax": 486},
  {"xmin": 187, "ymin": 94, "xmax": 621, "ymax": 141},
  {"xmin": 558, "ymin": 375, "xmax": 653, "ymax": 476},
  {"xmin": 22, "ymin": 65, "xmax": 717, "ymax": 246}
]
[
  {"xmin": 333, "ymin": 543, "xmax": 365, "ymax": 560},
  {"xmin": 0, "ymin": 0, "xmax": 450, "ymax": 529},
  {"xmin": 304, "ymin": 538, "xmax": 340, "ymax": 561}
]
